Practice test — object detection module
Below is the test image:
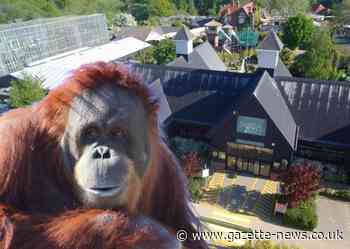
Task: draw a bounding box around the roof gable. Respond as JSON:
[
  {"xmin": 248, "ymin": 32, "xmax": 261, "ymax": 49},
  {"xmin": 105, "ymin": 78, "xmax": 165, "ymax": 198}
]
[
  {"xmin": 173, "ymin": 26, "xmax": 194, "ymax": 41},
  {"xmin": 169, "ymin": 42, "xmax": 227, "ymax": 71},
  {"xmin": 254, "ymin": 72, "xmax": 297, "ymax": 149},
  {"xmin": 258, "ymin": 31, "xmax": 283, "ymax": 51},
  {"xmin": 149, "ymin": 79, "xmax": 172, "ymax": 123}
]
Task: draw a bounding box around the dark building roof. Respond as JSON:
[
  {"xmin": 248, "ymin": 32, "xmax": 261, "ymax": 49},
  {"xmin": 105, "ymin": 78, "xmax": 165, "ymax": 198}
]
[
  {"xmin": 170, "ymin": 92, "xmax": 239, "ymax": 126},
  {"xmin": 168, "ymin": 41, "xmax": 227, "ymax": 71},
  {"xmin": 124, "ymin": 62, "xmax": 350, "ymax": 148},
  {"xmin": 126, "ymin": 63, "xmax": 296, "ymax": 148},
  {"xmin": 258, "ymin": 31, "xmax": 283, "ymax": 51},
  {"xmin": 0, "ymin": 74, "xmax": 16, "ymax": 88},
  {"xmin": 126, "ymin": 63, "xmax": 257, "ymax": 114},
  {"xmin": 173, "ymin": 26, "xmax": 195, "ymax": 41},
  {"xmin": 275, "ymin": 76, "xmax": 350, "ymax": 144},
  {"xmin": 190, "ymin": 17, "xmax": 214, "ymax": 28}
]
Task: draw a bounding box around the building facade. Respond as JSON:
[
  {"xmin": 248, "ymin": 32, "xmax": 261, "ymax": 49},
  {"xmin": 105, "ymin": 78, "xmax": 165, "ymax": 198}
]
[
  {"xmin": 0, "ymin": 14, "xmax": 109, "ymax": 76},
  {"xmin": 126, "ymin": 62, "xmax": 350, "ymax": 183}
]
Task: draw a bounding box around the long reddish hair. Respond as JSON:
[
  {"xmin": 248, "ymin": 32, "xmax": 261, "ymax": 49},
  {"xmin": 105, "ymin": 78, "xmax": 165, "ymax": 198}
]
[{"xmin": 0, "ymin": 62, "xmax": 208, "ymax": 248}]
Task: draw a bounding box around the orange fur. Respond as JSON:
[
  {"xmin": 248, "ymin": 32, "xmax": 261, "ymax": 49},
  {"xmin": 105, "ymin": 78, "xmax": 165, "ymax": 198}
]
[{"xmin": 0, "ymin": 62, "xmax": 208, "ymax": 249}]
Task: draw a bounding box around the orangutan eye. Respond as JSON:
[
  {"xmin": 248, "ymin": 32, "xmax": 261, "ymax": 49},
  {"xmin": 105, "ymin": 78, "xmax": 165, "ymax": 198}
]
[
  {"xmin": 110, "ymin": 127, "xmax": 126, "ymax": 138},
  {"xmin": 83, "ymin": 126, "xmax": 99, "ymax": 140}
]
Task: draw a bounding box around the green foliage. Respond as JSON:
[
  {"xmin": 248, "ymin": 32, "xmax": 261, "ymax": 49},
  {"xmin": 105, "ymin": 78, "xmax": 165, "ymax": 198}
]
[
  {"xmin": 283, "ymin": 14, "xmax": 315, "ymax": 50},
  {"xmin": 335, "ymin": 0, "xmax": 350, "ymax": 24},
  {"xmin": 187, "ymin": 177, "xmax": 205, "ymax": 203},
  {"xmin": 218, "ymin": 51, "xmax": 241, "ymax": 70},
  {"xmin": 153, "ymin": 39, "xmax": 176, "ymax": 64},
  {"xmin": 135, "ymin": 47, "xmax": 156, "ymax": 64},
  {"xmin": 149, "ymin": 0, "xmax": 175, "ymax": 17},
  {"xmin": 0, "ymin": 0, "xmax": 61, "ymax": 23},
  {"xmin": 9, "ymin": 74, "xmax": 47, "ymax": 108},
  {"xmin": 262, "ymin": 0, "xmax": 310, "ymax": 16},
  {"xmin": 320, "ymin": 188, "xmax": 350, "ymax": 201},
  {"xmin": 283, "ymin": 199, "xmax": 318, "ymax": 231},
  {"xmin": 291, "ymin": 30, "xmax": 342, "ymax": 80},
  {"xmin": 239, "ymin": 240, "xmax": 302, "ymax": 249},
  {"xmin": 135, "ymin": 39, "xmax": 175, "ymax": 64},
  {"xmin": 129, "ymin": 2, "xmax": 149, "ymax": 22},
  {"xmin": 0, "ymin": 0, "xmax": 125, "ymax": 24},
  {"xmin": 112, "ymin": 13, "xmax": 137, "ymax": 27},
  {"xmin": 280, "ymin": 48, "xmax": 296, "ymax": 66}
]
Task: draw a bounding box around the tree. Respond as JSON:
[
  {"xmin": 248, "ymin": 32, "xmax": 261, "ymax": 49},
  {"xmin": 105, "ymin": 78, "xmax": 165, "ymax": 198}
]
[
  {"xmin": 283, "ymin": 14, "xmax": 315, "ymax": 50},
  {"xmin": 130, "ymin": 2, "xmax": 149, "ymax": 22},
  {"xmin": 149, "ymin": 0, "xmax": 175, "ymax": 17},
  {"xmin": 112, "ymin": 13, "xmax": 137, "ymax": 27},
  {"xmin": 265, "ymin": 0, "xmax": 310, "ymax": 17},
  {"xmin": 280, "ymin": 47, "xmax": 296, "ymax": 66},
  {"xmin": 335, "ymin": 0, "xmax": 350, "ymax": 24},
  {"xmin": 134, "ymin": 47, "xmax": 156, "ymax": 64},
  {"xmin": 152, "ymin": 39, "xmax": 176, "ymax": 65},
  {"xmin": 134, "ymin": 39, "xmax": 175, "ymax": 65},
  {"xmin": 10, "ymin": 74, "xmax": 47, "ymax": 108},
  {"xmin": 282, "ymin": 161, "xmax": 320, "ymax": 208},
  {"xmin": 291, "ymin": 30, "xmax": 342, "ymax": 80}
]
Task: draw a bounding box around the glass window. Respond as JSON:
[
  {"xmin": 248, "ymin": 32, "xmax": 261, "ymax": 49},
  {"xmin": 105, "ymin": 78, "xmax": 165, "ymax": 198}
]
[
  {"xmin": 237, "ymin": 116, "xmax": 267, "ymax": 136},
  {"xmin": 236, "ymin": 139, "xmax": 264, "ymax": 147},
  {"xmin": 212, "ymin": 151, "xmax": 218, "ymax": 158},
  {"xmin": 218, "ymin": 152, "xmax": 226, "ymax": 160}
]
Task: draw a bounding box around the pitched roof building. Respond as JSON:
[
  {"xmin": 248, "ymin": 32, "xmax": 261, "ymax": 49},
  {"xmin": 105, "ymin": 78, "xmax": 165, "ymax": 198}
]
[
  {"xmin": 256, "ymin": 31, "xmax": 291, "ymax": 77},
  {"xmin": 220, "ymin": 1, "xmax": 256, "ymax": 30},
  {"xmin": 169, "ymin": 27, "xmax": 227, "ymax": 71},
  {"xmin": 125, "ymin": 61, "xmax": 350, "ymax": 180}
]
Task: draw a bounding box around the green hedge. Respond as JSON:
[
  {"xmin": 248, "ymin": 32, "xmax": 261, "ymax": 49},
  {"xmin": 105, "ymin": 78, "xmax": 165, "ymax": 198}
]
[
  {"xmin": 320, "ymin": 188, "xmax": 350, "ymax": 201},
  {"xmin": 283, "ymin": 199, "xmax": 318, "ymax": 231},
  {"xmin": 188, "ymin": 177, "xmax": 205, "ymax": 203}
]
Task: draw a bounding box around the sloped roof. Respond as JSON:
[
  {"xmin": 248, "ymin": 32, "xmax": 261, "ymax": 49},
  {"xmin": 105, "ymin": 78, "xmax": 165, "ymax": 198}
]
[
  {"xmin": 113, "ymin": 27, "xmax": 152, "ymax": 41},
  {"xmin": 170, "ymin": 92, "xmax": 238, "ymax": 126},
  {"xmin": 254, "ymin": 72, "xmax": 297, "ymax": 149},
  {"xmin": 258, "ymin": 31, "xmax": 283, "ymax": 51},
  {"xmin": 125, "ymin": 62, "xmax": 350, "ymax": 147},
  {"xmin": 275, "ymin": 76, "xmax": 350, "ymax": 143},
  {"xmin": 173, "ymin": 26, "xmax": 195, "ymax": 41},
  {"xmin": 149, "ymin": 79, "xmax": 172, "ymax": 124},
  {"xmin": 168, "ymin": 41, "xmax": 227, "ymax": 71},
  {"xmin": 12, "ymin": 38, "xmax": 150, "ymax": 90},
  {"xmin": 125, "ymin": 63, "xmax": 257, "ymax": 114},
  {"xmin": 220, "ymin": 1, "xmax": 255, "ymax": 17},
  {"xmin": 0, "ymin": 74, "xmax": 16, "ymax": 88},
  {"xmin": 274, "ymin": 59, "xmax": 292, "ymax": 77},
  {"xmin": 311, "ymin": 4, "xmax": 328, "ymax": 14},
  {"xmin": 204, "ymin": 19, "xmax": 223, "ymax": 27}
]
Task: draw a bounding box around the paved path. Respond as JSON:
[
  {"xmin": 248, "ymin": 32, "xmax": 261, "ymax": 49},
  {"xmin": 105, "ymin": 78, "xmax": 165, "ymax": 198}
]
[
  {"xmin": 250, "ymin": 197, "xmax": 350, "ymax": 249},
  {"xmin": 197, "ymin": 172, "xmax": 350, "ymax": 249}
]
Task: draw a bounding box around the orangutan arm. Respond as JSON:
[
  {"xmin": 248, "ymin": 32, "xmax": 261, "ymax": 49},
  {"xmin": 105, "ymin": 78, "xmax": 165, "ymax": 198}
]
[{"xmin": 0, "ymin": 205, "xmax": 182, "ymax": 249}]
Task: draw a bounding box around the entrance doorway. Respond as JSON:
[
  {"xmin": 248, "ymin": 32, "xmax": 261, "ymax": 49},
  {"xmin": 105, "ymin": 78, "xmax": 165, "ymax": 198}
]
[
  {"xmin": 227, "ymin": 156, "xmax": 236, "ymax": 170},
  {"xmin": 225, "ymin": 142, "xmax": 274, "ymax": 177}
]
